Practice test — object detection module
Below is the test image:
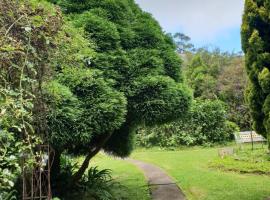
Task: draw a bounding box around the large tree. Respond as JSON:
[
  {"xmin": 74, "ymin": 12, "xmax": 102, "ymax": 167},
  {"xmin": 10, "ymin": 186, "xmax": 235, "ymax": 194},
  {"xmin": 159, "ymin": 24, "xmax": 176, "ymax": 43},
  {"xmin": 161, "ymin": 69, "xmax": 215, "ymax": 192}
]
[
  {"xmin": 241, "ymin": 0, "xmax": 270, "ymax": 146},
  {"xmin": 48, "ymin": 0, "xmax": 192, "ymax": 182}
]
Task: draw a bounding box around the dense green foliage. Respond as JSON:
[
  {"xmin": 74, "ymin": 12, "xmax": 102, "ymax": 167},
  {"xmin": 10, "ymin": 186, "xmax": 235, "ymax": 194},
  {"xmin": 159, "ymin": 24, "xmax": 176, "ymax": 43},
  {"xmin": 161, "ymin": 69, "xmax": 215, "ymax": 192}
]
[
  {"xmin": 241, "ymin": 0, "xmax": 270, "ymax": 145},
  {"xmin": 0, "ymin": 0, "xmax": 62, "ymax": 196},
  {"xmin": 137, "ymin": 100, "xmax": 238, "ymax": 147},
  {"xmin": 184, "ymin": 48, "xmax": 250, "ymax": 130},
  {"xmin": 46, "ymin": 69, "xmax": 127, "ymax": 153},
  {"xmin": 48, "ymin": 0, "xmax": 192, "ymax": 160},
  {"xmin": 1, "ymin": 0, "xmax": 192, "ymax": 197},
  {"xmin": 136, "ymin": 46, "xmax": 248, "ymax": 148}
]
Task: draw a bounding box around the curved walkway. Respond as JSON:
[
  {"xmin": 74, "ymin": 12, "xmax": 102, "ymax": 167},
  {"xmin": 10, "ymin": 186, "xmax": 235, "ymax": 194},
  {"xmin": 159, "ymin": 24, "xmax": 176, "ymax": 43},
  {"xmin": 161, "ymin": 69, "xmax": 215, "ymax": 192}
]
[{"xmin": 128, "ymin": 159, "xmax": 186, "ymax": 200}]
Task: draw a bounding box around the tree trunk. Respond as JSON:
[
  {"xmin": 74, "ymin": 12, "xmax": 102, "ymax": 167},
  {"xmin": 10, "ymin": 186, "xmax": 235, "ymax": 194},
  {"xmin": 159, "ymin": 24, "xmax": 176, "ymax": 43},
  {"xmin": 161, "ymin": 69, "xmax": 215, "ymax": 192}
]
[
  {"xmin": 51, "ymin": 149, "xmax": 61, "ymax": 180},
  {"xmin": 267, "ymin": 133, "xmax": 270, "ymax": 153},
  {"xmin": 50, "ymin": 149, "xmax": 62, "ymax": 196},
  {"xmin": 72, "ymin": 133, "xmax": 112, "ymax": 182}
]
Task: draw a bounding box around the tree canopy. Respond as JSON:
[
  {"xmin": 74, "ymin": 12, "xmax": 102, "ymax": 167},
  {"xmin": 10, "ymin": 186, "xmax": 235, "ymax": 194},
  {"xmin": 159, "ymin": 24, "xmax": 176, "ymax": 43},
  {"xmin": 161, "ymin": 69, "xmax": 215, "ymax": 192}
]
[
  {"xmin": 183, "ymin": 48, "xmax": 249, "ymax": 130},
  {"xmin": 46, "ymin": 0, "xmax": 192, "ymax": 181}
]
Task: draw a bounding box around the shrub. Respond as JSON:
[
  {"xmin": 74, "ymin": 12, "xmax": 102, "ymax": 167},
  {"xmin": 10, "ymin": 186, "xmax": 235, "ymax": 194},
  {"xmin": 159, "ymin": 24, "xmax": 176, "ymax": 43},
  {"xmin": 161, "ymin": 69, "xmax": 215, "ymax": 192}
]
[
  {"xmin": 55, "ymin": 155, "xmax": 122, "ymax": 200},
  {"xmin": 137, "ymin": 100, "xmax": 239, "ymax": 147}
]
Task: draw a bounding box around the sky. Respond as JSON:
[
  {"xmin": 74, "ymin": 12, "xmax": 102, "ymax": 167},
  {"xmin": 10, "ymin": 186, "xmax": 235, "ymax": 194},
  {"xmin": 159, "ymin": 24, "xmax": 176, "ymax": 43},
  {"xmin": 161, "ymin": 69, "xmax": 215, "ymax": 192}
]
[{"xmin": 135, "ymin": 0, "xmax": 244, "ymax": 52}]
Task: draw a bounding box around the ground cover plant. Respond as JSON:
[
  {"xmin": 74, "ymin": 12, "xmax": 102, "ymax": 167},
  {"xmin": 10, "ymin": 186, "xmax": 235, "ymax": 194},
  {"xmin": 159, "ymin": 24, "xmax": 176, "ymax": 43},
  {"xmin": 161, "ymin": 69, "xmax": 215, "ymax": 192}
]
[{"xmin": 210, "ymin": 144, "xmax": 270, "ymax": 175}]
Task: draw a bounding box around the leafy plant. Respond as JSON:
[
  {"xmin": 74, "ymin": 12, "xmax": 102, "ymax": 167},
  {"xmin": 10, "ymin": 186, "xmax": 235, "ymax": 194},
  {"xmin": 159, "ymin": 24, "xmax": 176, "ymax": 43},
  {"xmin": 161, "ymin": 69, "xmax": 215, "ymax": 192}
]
[
  {"xmin": 55, "ymin": 155, "xmax": 120, "ymax": 200},
  {"xmin": 0, "ymin": 0, "xmax": 63, "ymax": 196}
]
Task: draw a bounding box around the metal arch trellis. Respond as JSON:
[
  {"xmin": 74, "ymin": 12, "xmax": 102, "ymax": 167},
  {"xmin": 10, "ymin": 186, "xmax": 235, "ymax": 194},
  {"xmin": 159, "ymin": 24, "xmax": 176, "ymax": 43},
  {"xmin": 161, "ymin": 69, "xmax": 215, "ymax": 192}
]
[{"xmin": 22, "ymin": 145, "xmax": 54, "ymax": 200}]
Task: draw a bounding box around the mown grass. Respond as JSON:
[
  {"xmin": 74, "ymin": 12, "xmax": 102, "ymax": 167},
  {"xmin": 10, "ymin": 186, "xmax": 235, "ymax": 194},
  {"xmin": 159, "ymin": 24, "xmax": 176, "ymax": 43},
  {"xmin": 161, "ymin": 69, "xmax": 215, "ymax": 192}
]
[{"xmin": 131, "ymin": 145, "xmax": 270, "ymax": 200}]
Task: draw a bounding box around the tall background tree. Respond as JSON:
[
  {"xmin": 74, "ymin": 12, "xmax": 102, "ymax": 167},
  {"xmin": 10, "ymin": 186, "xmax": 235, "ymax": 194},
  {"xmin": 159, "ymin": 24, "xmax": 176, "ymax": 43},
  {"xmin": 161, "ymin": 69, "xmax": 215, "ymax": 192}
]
[
  {"xmin": 241, "ymin": 0, "xmax": 270, "ymax": 147},
  {"xmin": 172, "ymin": 32, "xmax": 195, "ymax": 54},
  {"xmin": 183, "ymin": 48, "xmax": 250, "ymax": 130}
]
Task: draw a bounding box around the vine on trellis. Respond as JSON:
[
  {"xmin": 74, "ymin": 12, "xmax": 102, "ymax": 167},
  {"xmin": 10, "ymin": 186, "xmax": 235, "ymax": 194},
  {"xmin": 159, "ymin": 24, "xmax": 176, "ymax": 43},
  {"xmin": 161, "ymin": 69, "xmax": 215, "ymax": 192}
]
[{"xmin": 0, "ymin": 0, "xmax": 62, "ymax": 198}]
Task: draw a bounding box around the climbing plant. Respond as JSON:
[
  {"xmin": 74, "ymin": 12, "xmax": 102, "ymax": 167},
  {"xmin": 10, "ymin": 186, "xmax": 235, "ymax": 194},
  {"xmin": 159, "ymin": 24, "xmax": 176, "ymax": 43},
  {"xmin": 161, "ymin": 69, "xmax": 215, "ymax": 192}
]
[{"xmin": 0, "ymin": 0, "xmax": 63, "ymax": 196}]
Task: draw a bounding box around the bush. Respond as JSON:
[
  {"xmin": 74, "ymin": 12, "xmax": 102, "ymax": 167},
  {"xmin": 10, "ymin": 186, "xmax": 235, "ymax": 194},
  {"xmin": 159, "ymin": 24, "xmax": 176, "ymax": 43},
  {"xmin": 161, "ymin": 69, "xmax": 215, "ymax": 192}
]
[
  {"xmin": 136, "ymin": 100, "xmax": 239, "ymax": 147},
  {"xmin": 54, "ymin": 155, "xmax": 124, "ymax": 200}
]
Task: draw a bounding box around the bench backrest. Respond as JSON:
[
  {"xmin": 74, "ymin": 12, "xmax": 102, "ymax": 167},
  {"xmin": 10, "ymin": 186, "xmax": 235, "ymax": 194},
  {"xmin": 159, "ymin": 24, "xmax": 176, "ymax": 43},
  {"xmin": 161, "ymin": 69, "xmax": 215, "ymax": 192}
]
[{"xmin": 234, "ymin": 131, "xmax": 266, "ymax": 143}]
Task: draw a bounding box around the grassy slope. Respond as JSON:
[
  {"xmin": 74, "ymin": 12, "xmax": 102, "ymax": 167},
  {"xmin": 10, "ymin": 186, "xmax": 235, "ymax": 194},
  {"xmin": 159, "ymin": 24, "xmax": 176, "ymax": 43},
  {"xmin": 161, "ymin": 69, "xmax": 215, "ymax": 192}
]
[
  {"xmin": 91, "ymin": 153, "xmax": 150, "ymax": 200},
  {"xmin": 131, "ymin": 147, "xmax": 270, "ymax": 200}
]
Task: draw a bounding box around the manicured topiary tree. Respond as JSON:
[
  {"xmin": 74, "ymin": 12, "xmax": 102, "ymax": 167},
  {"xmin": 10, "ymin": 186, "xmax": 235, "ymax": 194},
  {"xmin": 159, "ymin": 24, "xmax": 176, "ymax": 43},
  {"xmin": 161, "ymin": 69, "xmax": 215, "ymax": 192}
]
[
  {"xmin": 49, "ymin": 0, "xmax": 192, "ymax": 182},
  {"xmin": 241, "ymin": 0, "xmax": 270, "ymax": 148}
]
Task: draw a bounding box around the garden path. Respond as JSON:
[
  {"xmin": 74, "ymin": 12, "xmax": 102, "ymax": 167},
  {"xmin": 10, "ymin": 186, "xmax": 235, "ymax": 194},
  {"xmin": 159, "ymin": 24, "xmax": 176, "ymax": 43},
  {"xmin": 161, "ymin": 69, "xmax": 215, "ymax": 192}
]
[{"xmin": 128, "ymin": 159, "xmax": 186, "ymax": 200}]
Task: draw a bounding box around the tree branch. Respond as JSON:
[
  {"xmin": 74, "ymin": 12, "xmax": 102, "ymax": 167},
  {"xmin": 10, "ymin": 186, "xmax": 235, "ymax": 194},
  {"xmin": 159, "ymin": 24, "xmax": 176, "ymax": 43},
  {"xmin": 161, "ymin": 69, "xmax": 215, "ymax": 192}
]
[{"xmin": 72, "ymin": 132, "xmax": 113, "ymax": 182}]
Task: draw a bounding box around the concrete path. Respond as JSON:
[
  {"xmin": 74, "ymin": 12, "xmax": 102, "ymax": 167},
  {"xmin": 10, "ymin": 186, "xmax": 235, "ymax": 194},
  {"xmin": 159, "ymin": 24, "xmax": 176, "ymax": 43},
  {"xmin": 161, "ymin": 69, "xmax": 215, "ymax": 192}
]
[{"xmin": 128, "ymin": 159, "xmax": 186, "ymax": 200}]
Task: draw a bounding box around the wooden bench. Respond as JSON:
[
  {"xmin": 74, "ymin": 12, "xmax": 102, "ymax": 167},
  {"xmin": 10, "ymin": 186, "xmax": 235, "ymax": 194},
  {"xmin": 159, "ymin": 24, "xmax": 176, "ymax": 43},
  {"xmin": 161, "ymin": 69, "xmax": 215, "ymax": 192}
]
[{"xmin": 234, "ymin": 131, "xmax": 266, "ymax": 144}]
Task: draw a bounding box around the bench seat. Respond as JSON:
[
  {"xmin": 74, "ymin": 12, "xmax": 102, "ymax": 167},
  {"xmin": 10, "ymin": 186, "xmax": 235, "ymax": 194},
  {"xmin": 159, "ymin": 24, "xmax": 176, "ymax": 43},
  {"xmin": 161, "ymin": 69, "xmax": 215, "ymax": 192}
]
[{"xmin": 234, "ymin": 131, "xmax": 266, "ymax": 143}]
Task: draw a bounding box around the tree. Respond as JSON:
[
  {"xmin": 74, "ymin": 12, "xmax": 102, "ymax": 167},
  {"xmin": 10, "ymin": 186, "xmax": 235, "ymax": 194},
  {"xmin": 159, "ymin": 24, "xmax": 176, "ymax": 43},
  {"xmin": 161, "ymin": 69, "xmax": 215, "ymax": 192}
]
[
  {"xmin": 48, "ymin": 0, "xmax": 192, "ymax": 183},
  {"xmin": 172, "ymin": 32, "xmax": 195, "ymax": 54},
  {"xmin": 217, "ymin": 57, "xmax": 250, "ymax": 130},
  {"xmin": 241, "ymin": 0, "xmax": 270, "ymax": 147},
  {"xmin": 184, "ymin": 48, "xmax": 250, "ymax": 130}
]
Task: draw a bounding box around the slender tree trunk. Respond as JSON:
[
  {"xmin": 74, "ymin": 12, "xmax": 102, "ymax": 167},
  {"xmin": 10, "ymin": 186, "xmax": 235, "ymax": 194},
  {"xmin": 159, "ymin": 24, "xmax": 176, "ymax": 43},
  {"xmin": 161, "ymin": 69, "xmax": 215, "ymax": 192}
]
[
  {"xmin": 50, "ymin": 149, "xmax": 62, "ymax": 196},
  {"xmin": 267, "ymin": 133, "xmax": 270, "ymax": 151},
  {"xmin": 51, "ymin": 149, "xmax": 61, "ymax": 179},
  {"xmin": 72, "ymin": 133, "xmax": 112, "ymax": 182}
]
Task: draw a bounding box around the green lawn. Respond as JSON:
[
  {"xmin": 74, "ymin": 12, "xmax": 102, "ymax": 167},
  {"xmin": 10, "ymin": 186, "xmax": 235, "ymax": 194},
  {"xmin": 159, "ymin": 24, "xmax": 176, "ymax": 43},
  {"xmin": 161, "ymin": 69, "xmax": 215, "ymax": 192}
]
[
  {"xmin": 131, "ymin": 146, "xmax": 270, "ymax": 200},
  {"xmin": 91, "ymin": 153, "xmax": 150, "ymax": 200}
]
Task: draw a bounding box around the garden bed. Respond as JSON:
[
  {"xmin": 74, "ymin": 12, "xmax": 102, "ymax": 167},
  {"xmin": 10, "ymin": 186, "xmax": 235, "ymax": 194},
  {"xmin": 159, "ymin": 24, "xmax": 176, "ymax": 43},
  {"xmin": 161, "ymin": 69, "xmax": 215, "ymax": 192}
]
[{"xmin": 209, "ymin": 146, "xmax": 270, "ymax": 175}]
